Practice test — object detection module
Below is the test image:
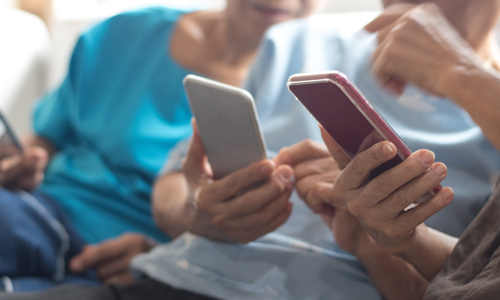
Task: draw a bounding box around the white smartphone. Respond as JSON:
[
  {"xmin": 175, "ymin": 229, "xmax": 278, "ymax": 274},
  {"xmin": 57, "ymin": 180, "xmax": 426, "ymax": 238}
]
[{"xmin": 183, "ymin": 75, "xmax": 268, "ymax": 179}]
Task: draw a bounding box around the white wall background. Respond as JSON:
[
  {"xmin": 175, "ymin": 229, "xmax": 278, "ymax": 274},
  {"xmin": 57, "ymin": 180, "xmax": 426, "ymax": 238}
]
[
  {"xmin": 323, "ymin": 0, "xmax": 381, "ymax": 12},
  {"xmin": 0, "ymin": 0, "xmax": 15, "ymax": 8}
]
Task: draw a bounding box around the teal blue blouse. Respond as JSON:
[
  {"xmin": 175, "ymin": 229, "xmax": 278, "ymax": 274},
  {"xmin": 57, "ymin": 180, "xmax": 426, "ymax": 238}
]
[{"xmin": 34, "ymin": 7, "xmax": 193, "ymax": 243}]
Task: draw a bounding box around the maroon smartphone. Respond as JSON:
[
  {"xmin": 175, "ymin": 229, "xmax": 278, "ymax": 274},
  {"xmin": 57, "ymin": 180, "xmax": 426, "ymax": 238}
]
[{"xmin": 287, "ymin": 71, "xmax": 441, "ymax": 204}]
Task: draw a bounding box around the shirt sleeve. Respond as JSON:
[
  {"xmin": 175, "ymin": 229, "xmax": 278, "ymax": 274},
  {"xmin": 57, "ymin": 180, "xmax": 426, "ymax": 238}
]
[
  {"xmin": 157, "ymin": 137, "xmax": 191, "ymax": 178},
  {"xmin": 33, "ymin": 35, "xmax": 87, "ymax": 150}
]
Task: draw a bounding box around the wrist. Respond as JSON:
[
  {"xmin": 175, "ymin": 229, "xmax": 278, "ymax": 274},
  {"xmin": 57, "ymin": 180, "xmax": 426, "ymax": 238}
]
[
  {"xmin": 437, "ymin": 58, "xmax": 485, "ymax": 102},
  {"xmin": 352, "ymin": 235, "xmax": 379, "ymax": 260},
  {"xmin": 183, "ymin": 194, "xmax": 199, "ymax": 233},
  {"xmin": 184, "ymin": 192, "xmax": 231, "ymax": 241},
  {"xmin": 353, "ymin": 237, "xmax": 393, "ymax": 268},
  {"xmin": 394, "ymin": 224, "xmax": 430, "ymax": 261}
]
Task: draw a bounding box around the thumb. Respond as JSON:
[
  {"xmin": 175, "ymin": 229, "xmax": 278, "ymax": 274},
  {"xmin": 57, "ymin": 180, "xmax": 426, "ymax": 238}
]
[
  {"xmin": 70, "ymin": 245, "xmax": 97, "ymax": 272},
  {"xmin": 24, "ymin": 147, "xmax": 49, "ymax": 170},
  {"xmin": 320, "ymin": 126, "xmax": 351, "ymax": 170},
  {"xmin": 183, "ymin": 119, "xmax": 213, "ymax": 180}
]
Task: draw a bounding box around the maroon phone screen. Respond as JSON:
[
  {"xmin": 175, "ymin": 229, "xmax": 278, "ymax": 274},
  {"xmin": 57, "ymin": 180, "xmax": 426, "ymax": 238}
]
[{"xmin": 290, "ymin": 81, "xmax": 403, "ymax": 178}]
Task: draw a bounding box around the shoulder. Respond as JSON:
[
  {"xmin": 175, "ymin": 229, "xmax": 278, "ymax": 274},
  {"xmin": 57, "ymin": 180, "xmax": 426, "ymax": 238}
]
[
  {"xmin": 101, "ymin": 6, "xmax": 187, "ymax": 31},
  {"xmin": 79, "ymin": 6, "xmax": 190, "ymax": 47}
]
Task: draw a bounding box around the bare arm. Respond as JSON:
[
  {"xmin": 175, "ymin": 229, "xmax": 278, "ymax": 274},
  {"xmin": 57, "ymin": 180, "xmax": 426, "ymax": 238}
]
[
  {"xmin": 396, "ymin": 226, "xmax": 457, "ymax": 281},
  {"xmin": 152, "ymin": 172, "xmax": 190, "ymax": 238},
  {"xmin": 353, "ymin": 227, "xmax": 457, "ymax": 300},
  {"xmin": 291, "ymin": 138, "xmax": 457, "ymax": 299},
  {"xmin": 151, "ymin": 122, "xmax": 293, "ymax": 243},
  {"xmin": 356, "ymin": 241, "xmax": 430, "ymax": 300},
  {"xmin": 314, "ymin": 130, "xmax": 457, "ymax": 299},
  {"xmin": 303, "ymin": 4, "xmax": 489, "ymax": 298},
  {"xmin": 442, "ymin": 66, "xmax": 500, "ymax": 152}
]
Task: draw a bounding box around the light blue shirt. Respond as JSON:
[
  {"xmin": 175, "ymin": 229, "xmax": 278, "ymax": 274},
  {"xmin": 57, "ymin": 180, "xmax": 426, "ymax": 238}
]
[
  {"xmin": 34, "ymin": 7, "xmax": 193, "ymax": 244},
  {"xmin": 133, "ymin": 15, "xmax": 500, "ymax": 299}
]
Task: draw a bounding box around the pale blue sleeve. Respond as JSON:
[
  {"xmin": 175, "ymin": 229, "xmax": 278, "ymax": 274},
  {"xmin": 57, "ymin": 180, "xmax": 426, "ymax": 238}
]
[{"xmin": 157, "ymin": 137, "xmax": 191, "ymax": 177}]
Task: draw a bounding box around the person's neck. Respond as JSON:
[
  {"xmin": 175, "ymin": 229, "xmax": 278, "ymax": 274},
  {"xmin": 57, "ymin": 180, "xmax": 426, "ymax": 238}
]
[{"xmin": 208, "ymin": 12, "xmax": 265, "ymax": 66}]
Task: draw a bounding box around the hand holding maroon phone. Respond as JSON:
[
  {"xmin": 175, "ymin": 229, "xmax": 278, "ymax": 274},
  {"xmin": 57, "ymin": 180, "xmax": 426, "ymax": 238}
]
[{"xmin": 287, "ymin": 71, "xmax": 441, "ymax": 204}]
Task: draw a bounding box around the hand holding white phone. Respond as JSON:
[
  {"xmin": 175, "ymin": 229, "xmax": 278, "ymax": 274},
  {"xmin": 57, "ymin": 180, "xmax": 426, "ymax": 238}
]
[{"xmin": 183, "ymin": 74, "xmax": 268, "ymax": 179}]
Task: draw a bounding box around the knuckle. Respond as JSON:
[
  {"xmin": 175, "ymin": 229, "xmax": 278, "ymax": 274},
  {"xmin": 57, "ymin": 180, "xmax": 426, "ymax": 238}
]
[
  {"xmin": 270, "ymin": 177, "xmax": 287, "ymax": 193},
  {"xmin": 346, "ymin": 200, "xmax": 363, "ymax": 216},
  {"xmin": 301, "ymin": 139, "xmax": 316, "ymax": 150},
  {"xmin": 277, "ymin": 147, "xmax": 291, "ymax": 161},
  {"xmin": 424, "ymin": 168, "xmax": 441, "ymax": 185},
  {"xmin": 296, "ymin": 185, "xmax": 308, "ymax": 201},
  {"xmin": 349, "ymin": 160, "xmax": 367, "ymax": 178},
  {"xmin": 407, "ymin": 158, "xmax": 425, "ymax": 175},
  {"xmin": 391, "ymin": 188, "xmax": 411, "ymax": 208},
  {"xmin": 385, "ymin": 40, "xmax": 402, "ymax": 56},
  {"xmin": 366, "ymin": 179, "xmax": 392, "ymax": 200},
  {"xmin": 367, "ymin": 147, "xmax": 385, "ymax": 164},
  {"xmin": 210, "ymin": 214, "xmax": 227, "ymax": 227},
  {"xmin": 310, "ymin": 182, "xmax": 322, "ymax": 197},
  {"xmin": 413, "ymin": 202, "xmax": 437, "ymax": 223},
  {"xmin": 311, "ymin": 182, "xmax": 331, "ymax": 204},
  {"xmin": 223, "ymin": 174, "xmax": 239, "ymax": 189},
  {"xmin": 331, "ymin": 181, "xmax": 347, "ymax": 206}
]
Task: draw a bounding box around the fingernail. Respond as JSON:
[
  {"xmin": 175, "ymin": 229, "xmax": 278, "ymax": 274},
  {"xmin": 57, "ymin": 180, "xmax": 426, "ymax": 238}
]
[
  {"xmin": 441, "ymin": 188, "xmax": 453, "ymax": 201},
  {"xmin": 419, "ymin": 151, "xmax": 435, "ymax": 166},
  {"xmin": 382, "ymin": 144, "xmax": 394, "ymax": 155},
  {"xmin": 260, "ymin": 163, "xmax": 274, "ymax": 176},
  {"xmin": 278, "ymin": 168, "xmax": 293, "ymax": 181},
  {"xmin": 433, "ymin": 164, "xmax": 447, "ymax": 177}
]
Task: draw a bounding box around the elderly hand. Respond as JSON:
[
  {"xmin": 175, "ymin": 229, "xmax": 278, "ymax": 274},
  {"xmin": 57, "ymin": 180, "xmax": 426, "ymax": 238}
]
[
  {"xmin": 320, "ymin": 127, "xmax": 454, "ymax": 255},
  {"xmin": 274, "ymin": 139, "xmax": 375, "ymax": 256},
  {"xmin": 0, "ymin": 146, "xmax": 48, "ymax": 191},
  {"xmin": 70, "ymin": 233, "xmax": 156, "ymax": 285},
  {"xmin": 181, "ymin": 121, "xmax": 293, "ymax": 244},
  {"xmin": 365, "ymin": 3, "xmax": 483, "ymax": 96},
  {"xmin": 273, "ymin": 139, "xmax": 338, "ymax": 215}
]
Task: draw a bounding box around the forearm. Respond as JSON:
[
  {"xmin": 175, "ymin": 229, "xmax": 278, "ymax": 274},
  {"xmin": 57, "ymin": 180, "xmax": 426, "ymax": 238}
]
[
  {"xmin": 152, "ymin": 172, "xmax": 190, "ymax": 238},
  {"xmin": 442, "ymin": 65, "xmax": 500, "ymax": 152},
  {"xmin": 354, "ymin": 226, "xmax": 456, "ymax": 299},
  {"xmin": 396, "ymin": 226, "xmax": 457, "ymax": 281},
  {"xmin": 356, "ymin": 241, "xmax": 429, "ymax": 300},
  {"xmin": 22, "ymin": 135, "xmax": 58, "ymax": 157}
]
